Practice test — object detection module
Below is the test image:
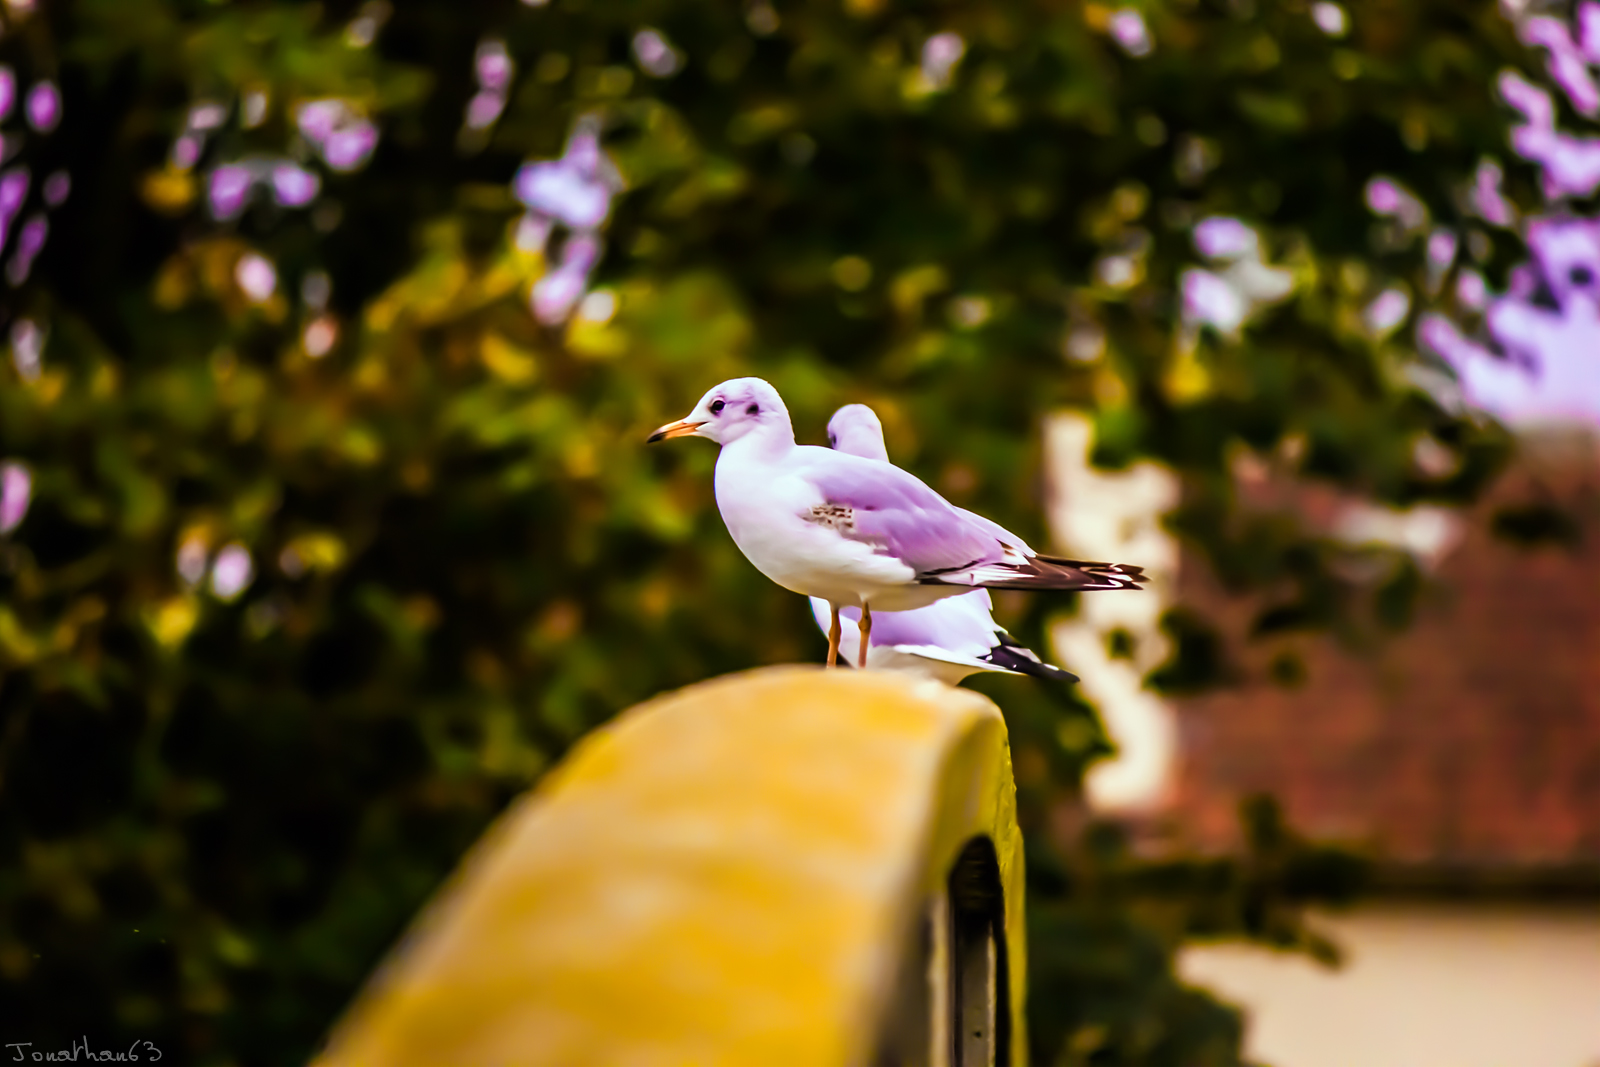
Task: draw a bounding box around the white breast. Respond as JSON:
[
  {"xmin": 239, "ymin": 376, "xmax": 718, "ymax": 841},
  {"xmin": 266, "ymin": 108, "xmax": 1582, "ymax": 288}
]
[{"xmin": 714, "ymin": 447, "xmax": 918, "ymax": 606}]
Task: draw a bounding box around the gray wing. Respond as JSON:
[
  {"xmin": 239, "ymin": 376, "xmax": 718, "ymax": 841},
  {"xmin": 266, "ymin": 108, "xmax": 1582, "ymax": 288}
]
[
  {"xmin": 795, "ymin": 447, "xmax": 1004, "ymax": 576},
  {"xmin": 797, "ymin": 446, "xmax": 1147, "ymax": 591}
]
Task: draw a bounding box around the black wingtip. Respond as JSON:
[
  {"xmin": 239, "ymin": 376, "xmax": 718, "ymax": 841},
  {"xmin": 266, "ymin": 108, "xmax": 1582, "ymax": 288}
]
[
  {"xmin": 1034, "ymin": 555, "xmax": 1150, "ymax": 587},
  {"xmin": 926, "ymin": 555, "xmax": 1147, "ymax": 592},
  {"xmin": 982, "ymin": 633, "xmax": 1079, "ymax": 682}
]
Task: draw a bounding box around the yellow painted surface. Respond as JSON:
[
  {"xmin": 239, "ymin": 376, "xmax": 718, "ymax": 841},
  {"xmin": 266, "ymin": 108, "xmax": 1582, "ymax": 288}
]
[{"xmin": 317, "ymin": 666, "xmax": 1027, "ymax": 1067}]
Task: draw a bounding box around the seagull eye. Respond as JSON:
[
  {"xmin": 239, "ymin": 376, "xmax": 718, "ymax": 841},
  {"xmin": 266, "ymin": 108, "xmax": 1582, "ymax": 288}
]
[
  {"xmin": 746, "ymin": 403, "xmax": 760, "ymax": 415},
  {"xmin": 709, "ymin": 399, "xmax": 725, "ymax": 415}
]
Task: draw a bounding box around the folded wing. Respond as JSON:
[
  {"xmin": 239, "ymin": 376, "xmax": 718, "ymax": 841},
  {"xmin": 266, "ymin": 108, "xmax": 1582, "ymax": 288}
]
[{"xmin": 798, "ymin": 445, "xmax": 1146, "ymax": 592}]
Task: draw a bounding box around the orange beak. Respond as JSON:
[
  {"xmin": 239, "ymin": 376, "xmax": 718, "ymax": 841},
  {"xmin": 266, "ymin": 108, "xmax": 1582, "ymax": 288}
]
[{"xmin": 647, "ymin": 418, "xmax": 705, "ymax": 443}]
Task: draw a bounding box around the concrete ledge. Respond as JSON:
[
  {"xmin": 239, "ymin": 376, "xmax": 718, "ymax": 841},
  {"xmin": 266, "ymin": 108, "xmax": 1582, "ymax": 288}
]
[{"xmin": 315, "ymin": 666, "xmax": 1027, "ymax": 1067}]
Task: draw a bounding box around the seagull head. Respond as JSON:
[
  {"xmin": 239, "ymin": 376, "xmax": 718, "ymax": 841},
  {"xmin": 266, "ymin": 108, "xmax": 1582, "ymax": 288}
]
[
  {"xmin": 648, "ymin": 377, "xmax": 791, "ymax": 446},
  {"xmin": 826, "ymin": 404, "xmax": 890, "ymax": 462}
]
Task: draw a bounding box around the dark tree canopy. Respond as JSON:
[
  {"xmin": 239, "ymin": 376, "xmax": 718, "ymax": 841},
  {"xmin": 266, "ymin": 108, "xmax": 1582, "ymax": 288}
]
[{"xmin": 0, "ymin": 1, "xmax": 1545, "ymax": 1062}]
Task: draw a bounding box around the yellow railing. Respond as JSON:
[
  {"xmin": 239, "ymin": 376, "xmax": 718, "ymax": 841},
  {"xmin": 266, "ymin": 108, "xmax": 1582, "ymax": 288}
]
[{"xmin": 316, "ymin": 666, "xmax": 1028, "ymax": 1067}]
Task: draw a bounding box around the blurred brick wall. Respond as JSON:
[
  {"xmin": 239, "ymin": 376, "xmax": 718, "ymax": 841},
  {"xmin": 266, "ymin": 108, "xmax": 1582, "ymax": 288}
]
[{"xmin": 1171, "ymin": 430, "xmax": 1600, "ymax": 869}]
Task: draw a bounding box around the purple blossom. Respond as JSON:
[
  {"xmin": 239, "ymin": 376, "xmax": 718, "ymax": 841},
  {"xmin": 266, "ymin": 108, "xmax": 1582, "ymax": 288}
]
[
  {"xmin": 512, "ymin": 118, "xmax": 621, "ymax": 325},
  {"xmin": 322, "ymin": 121, "xmax": 379, "ymax": 172},
  {"xmin": 187, "ymin": 101, "xmax": 228, "ymax": 132},
  {"xmin": 1457, "ymin": 270, "xmax": 1488, "ymax": 311},
  {"xmin": 209, "ymin": 164, "xmax": 255, "ymax": 220},
  {"xmin": 1542, "ymin": 138, "xmax": 1600, "ymax": 200},
  {"xmin": 171, "ymin": 133, "xmax": 204, "ymax": 171},
  {"xmin": 0, "ymin": 67, "xmax": 14, "ymax": 122},
  {"xmin": 1109, "ymin": 9, "xmax": 1153, "ymax": 57},
  {"xmin": 465, "ymin": 91, "xmax": 506, "ymax": 131},
  {"xmin": 532, "ymin": 264, "xmax": 587, "ymax": 324},
  {"xmin": 565, "ymin": 124, "xmax": 607, "ymax": 175},
  {"xmin": 296, "ymin": 100, "xmax": 348, "ymax": 144},
  {"xmin": 1475, "ymin": 294, "xmax": 1600, "ymax": 424},
  {"xmin": 212, "ymin": 543, "xmax": 256, "ymax": 601},
  {"xmin": 561, "ymin": 233, "xmax": 602, "ymax": 275},
  {"xmin": 42, "ymin": 171, "xmax": 68, "ymax": 207},
  {"xmin": 1364, "ymin": 288, "xmax": 1412, "ymax": 335},
  {"xmin": 235, "ymin": 253, "xmax": 278, "ymax": 303},
  {"xmin": 1181, "ymin": 268, "xmax": 1246, "ymax": 333},
  {"xmin": 1526, "ymin": 217, "xmax": 1600, "ymax": 310},
  {"xmin": 24, "ymin": 81, "xmax": 60, "ymax": 133},
  {"xmin": 0, "ymin": 168, "xmax": 29, "ymax": 246},
  {"xmin": 476, "ymin": 39, "xmax": 514, "ymax": 92},
  {"xmin": 1519, "ymin": 16, "xmax": 1600, "ymax": 116},
  {"xmin": 1193, "ymin": 216, "xmax": 1258, "ymax": 259},
  {"xmin": 1365, "ymin": 177, "xmax": 1427, "ymax": 230},
  {"xmin": 921, "ymin": 32, "xmax": 966, "ymax": 89},
  {"xmin": 1418, "ymin": 313, "xmax": 1489, "ymax": 365},
  {"xmin": 270, "ymin": 162, "xmax": 321, "ymax": 207},
  {"xmin": 0, "ymin": 462, "xmax": 31, "ymax": 534},
  {"xmin": 532, "ymin": 235, "xmax": 604, "ymax": 324},
  {"xmin": 1311, "ymin": 2, "xmax": 1348, "ymax": 37},
  {"xmin": 1581, "ymin": 2, "xmax": 1600, "ymax": 62},
  {"xmin": 1498, "ymin": 70, "xmax": 1554, "ymax": 128},
  {"xmin": 1427, "ymin": 178, "xmax": 1600, "ymax": 428},
  {"xmin": 632, "ymin": 29, "xmax": 682, "ymax": 77},
  {"xmin": 7, "ymin": 214, "xmax": 46, "ymax": 285},
  {"xmin": 294, "ymin": 99, "xmax": 383, "ymax": 171},
  {"xmin": 1513, "ymin": 124, "xmax": 1600, "ymax": 199},
  {"xmin": 1427, "ymin": 229, "xmax": 1459, "ymax": 274},
  {"xmin": 514, "ymin": 160, "xmax": 613, "ymax": 230},
  {"xmin": 0, "ymin": 170, "xmax": 25, "ymax": 216},
  {"xmin": 1509, "ymin": 263, "xmax": 1539, "ymax": 299},
  {"xmin": 9, "ymin": 318, "xmax": 42, "ymax": 380},
  {"xmin": 1470, "ymin": 160, "xmax": 1516, "ymax": 226},
  {"xmin": 515, "ymin": 211, "xmax": 553, "ymax": 254}
]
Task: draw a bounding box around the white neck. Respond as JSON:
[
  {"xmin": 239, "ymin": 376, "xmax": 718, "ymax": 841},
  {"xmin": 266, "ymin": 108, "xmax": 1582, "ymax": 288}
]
[{"xmin": 722, "ymin": 415, "xmax": 796, "ymax": 462}]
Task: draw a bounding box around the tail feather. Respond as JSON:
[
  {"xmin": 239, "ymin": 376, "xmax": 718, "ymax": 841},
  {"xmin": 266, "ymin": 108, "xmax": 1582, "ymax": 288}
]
[
  {"xmin": 922, "ymin": 555, "xmax": 1147, "ymax": 591},
  {"xmin": 981, "ymin": 632, "xmax": 1079, "ymax": 682},
  {"xmin": 1035, "ymin": 554, "xmax": 1147, "ymax": 582}
]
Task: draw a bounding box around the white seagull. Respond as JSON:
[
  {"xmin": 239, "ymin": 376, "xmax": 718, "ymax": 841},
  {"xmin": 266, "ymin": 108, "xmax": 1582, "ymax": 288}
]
[
  {"xmin": 649, "ymin": 378, "xmax": 1144, "ymax": 668},
  {"xmin": 807, "ymin": 403, "xmax": 1078, "ymax": 684},
  {"xmin": 808, "ymin": 594, "xmax": 1077, "ymax": 685}
]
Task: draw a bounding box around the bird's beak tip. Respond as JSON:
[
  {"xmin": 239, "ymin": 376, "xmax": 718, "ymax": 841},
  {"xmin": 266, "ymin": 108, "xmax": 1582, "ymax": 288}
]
[{"xmin": 647, "ymin": 418, "xmax": 703, "ymax": 443}]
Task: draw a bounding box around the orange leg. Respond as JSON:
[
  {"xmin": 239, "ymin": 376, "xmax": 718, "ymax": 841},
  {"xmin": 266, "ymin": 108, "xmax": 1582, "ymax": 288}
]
[
  {"xmin": 827, "ymin": 604, "xmax": 841, "ymax": 667},
  {"xmin": 858, "ymin": 603, "xmax": 872, "ymax": 670}
]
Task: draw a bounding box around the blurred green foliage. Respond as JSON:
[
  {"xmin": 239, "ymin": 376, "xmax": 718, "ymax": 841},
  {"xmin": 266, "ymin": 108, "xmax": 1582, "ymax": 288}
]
[{"xmin": 0, "ymin": 0, "xmax": 1530, "ymax": 1062}]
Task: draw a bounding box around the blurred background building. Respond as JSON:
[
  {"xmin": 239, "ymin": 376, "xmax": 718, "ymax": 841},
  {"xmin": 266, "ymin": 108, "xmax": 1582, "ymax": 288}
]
[{"xmin": 1051, "ymin": 418, "xmax": 1600, "ymax": 1067}]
